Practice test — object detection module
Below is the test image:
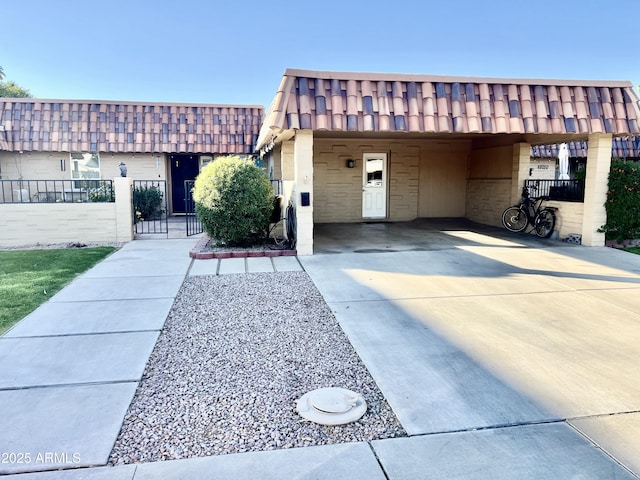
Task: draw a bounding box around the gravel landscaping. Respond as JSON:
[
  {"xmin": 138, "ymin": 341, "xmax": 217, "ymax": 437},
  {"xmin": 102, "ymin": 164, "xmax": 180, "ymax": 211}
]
[{"xmin": 109, "ymin": 271, "xmax": 405, "ymax": 465}]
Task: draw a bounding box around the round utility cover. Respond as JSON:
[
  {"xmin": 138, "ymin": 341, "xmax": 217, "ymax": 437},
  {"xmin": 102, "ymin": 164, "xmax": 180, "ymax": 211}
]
[{"xmin": 296, "ymin": 387, "xmax": 367, "ymax": 425}]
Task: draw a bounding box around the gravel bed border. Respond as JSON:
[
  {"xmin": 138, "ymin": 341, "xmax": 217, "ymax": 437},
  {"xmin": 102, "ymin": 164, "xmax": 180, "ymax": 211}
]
[
  {"xmin": 109, "ymin": 271, "xmax": 405, "ymax": 465},
  {"xmin": 189, "ymin": 234, "xmax": 297, "ymax": 259}
]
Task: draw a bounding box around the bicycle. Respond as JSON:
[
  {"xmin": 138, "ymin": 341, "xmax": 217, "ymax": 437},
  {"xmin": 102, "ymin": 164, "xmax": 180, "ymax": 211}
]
[{"xmin": 501, "ymin": 185, "xmax": 556, "ymax": 238}]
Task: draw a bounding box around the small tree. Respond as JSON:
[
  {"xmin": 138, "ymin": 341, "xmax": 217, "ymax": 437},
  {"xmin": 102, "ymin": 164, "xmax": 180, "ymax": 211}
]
[
  {"xmin": 0, "ymin": 81, "xmax": 32, "ymax": 98},
  {"xmin": 600, "ymin": 159, "xmax": 640, "ymax": 242},
  {"xmin": 193, "ymin": 156, "xmax": 274, "ymax": 247},
  {"xmin": 0, "ymin": 66, "xmax": 31, "ymax": 97}
]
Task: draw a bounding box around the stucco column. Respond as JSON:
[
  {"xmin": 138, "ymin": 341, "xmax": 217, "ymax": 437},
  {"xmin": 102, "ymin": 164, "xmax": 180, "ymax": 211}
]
[
  {"xmin": 293, "ymin": 130, "xmax": 314, "ymax": 255},
  {"xmin": 512, "ymin": 142, "xmax": 531, "ymax": 203},
  {"xmin": 582, "ymin": 133, "xmax": 612, "ymax": 246},
  {"xmin": 280, "ymin": 140, "xmax": 296, "ymax": 205},
  {"xmin": 281, "ymin": 142, "xmax": 295, "ymax": 182},
  {"xmin": 114, "ymin": 176, "xmax": 134, "ymax": 242}
]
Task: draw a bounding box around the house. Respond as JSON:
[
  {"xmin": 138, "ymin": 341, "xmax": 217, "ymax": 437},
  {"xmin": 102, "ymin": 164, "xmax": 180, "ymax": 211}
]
[
  {"xmin": 2, "ymin": 69, "xmax": 640, "ymax": 252},
  {"xmin": 256, "ymin": 69, "xmax": 640, "ymax": 254},
  {"xmin": 529, "ymin": 137, "xmax": 640, "ymax": 180},
  {"xmin": 0, "ymin": 99, "xmax": 264, "ymax": 213}
]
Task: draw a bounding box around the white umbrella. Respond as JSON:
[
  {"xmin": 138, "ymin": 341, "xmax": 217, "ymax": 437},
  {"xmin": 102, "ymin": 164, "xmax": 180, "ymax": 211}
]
[{"xmin": 558, "ymin": 143, "xmax": 570, "ymax": 180}]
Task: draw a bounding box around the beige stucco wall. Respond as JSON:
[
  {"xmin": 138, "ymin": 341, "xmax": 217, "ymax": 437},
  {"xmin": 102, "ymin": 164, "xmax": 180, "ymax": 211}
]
[
  {"xmin": 468, "ymin": 145, "xmax": 512, "ymax": 179},
  {"xmin": 529, "ymin": 157, "xmax": 557, "ymax": 180},
  {"xmin": 418, "ymin": 142, "xmax": 470, "ymax": 217},
  {"xmin": 0, "ymin": 152, "xmax": 68, "ymax": 180},
  {"xmin": 466, "ymin": 179, "xmax": 512, "ymax": 227},
  {"xmin": 0, "ymin": 177, "xmax": 133, "ymax": 247},
  {"xmin": 313, "ymin": 140, "xmax": 362, "ymax": 223},
  {"xmin": 104, "ymin": 153, "xmax": 167, "ymax": 181},
  {"xmin": 0, "ymin": 203, "xmax": 120, "ymax": 246},
  {"xmin": 313, "ymin": 138, "xmax": 471, "ymax": 223},
  {"xmin": 466, "ymin": 145, "xmax": 513, "ymax": 227},
  {"xmin": 0, "ymin": 152, "xmax": 167, "ymax": 182},
  {"xmin": 546, "ymin": 200, "xmax": 584, "ymax": 239}
]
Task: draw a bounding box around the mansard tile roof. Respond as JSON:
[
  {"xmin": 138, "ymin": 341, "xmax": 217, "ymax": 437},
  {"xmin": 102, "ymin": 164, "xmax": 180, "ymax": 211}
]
[
  {"xmin": 0, "ymin": 99, "xmax": 264, "ymax": 153},
  {"xmin": 531, "ymin": 136, "xmax": 640, "ymax": 158},
  {"xmin": 257, "ymin": 69, "xmax": 640, "ymax": 150}
]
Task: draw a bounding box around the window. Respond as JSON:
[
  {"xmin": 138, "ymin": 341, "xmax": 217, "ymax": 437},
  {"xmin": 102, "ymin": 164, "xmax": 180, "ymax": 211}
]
[
  {"xmin": 199, "ymin": 155, "xmax": 213, "ymax": 170},
  {"xmin": 70, "ymin": 152, "xmax": 100, "ymax": 188}
]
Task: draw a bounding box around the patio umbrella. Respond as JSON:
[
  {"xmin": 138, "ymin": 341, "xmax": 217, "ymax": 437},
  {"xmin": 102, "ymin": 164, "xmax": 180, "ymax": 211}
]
[{"xmin": 558, "ymin": 143, "xmax": 570, "ymax": 180}]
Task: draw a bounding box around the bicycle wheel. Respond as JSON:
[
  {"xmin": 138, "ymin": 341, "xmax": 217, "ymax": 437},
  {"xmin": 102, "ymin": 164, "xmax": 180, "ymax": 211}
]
[
  {"xmin": 534, "ymin": 209, "xmax": 556, "ymax": 238},
  {"xmin": 502, "ymin": 207, "xmax": 528, "ymax": 232}
]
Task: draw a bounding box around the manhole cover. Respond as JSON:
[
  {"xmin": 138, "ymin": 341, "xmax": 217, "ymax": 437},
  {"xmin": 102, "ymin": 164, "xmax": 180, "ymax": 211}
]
[{"xmin": 296, "ymin": 387, "xmax": 367, "ymax": 425}]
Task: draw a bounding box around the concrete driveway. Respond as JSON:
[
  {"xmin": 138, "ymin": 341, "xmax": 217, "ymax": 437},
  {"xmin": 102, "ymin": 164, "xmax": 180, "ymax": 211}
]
[{"xmin": 301, "ymin": 226, "xmax": 640, "ymax": 477}]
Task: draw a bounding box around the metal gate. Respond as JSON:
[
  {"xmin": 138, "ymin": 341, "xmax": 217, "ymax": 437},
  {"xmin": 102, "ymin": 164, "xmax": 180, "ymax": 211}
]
[
  {"xmin": 184, "ymin": 180, "xmax": 203, "ymax": 236},
  {"xmin": 132, "ymin": 180, "xmax": 168, "ymax": 235}
]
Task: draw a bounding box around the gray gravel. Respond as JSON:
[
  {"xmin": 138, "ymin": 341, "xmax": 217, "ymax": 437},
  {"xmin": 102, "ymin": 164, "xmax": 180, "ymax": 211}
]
[{"xmin": 109, "ymin": 271, "xmax": 405, "ymax": 465}]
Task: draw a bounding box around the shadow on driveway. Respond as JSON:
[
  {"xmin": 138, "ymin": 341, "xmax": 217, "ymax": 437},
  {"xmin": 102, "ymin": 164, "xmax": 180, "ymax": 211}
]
[{"xmin": 301, "ymin": 227, "xmax": 640, "ymax": 477}]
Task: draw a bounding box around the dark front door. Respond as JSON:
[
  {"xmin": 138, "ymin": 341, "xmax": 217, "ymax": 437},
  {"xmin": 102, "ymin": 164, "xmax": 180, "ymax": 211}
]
[{"xmin": 170, "ymin": 154, "xmax": 200, "ymax": 213}]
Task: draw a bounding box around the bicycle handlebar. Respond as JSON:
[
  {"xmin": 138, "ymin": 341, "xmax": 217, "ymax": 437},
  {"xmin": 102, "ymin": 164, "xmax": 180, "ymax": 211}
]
[
  {"xmin": 521, "ymin": 184, "xmax": 540, "ymax": 199},
  {"xmin": 522, "ymin": 185, "xmax": 548, "ymax": 203}
]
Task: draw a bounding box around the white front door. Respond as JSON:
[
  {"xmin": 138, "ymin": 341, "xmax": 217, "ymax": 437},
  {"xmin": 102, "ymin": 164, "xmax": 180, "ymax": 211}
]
[{"xmin": 362, "ymin": 153, "xmax": 387, "ymax": 219}]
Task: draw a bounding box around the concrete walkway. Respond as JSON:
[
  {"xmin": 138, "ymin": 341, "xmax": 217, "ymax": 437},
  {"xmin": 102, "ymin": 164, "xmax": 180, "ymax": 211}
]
[
  {"xmin": 1, "ymin": 239, "xmax": 196, "ymax": 475},
  {"xmin": 2, "ymin": 232, "xmax": 640, "ymax": 479}
]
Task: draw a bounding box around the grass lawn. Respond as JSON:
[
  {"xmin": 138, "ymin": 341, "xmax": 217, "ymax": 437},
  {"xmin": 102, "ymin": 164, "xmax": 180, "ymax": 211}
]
[
  {"xmin": 622, "ymin": 246, "xmax": 640, "ymax": 255},
  {"xmin": 0, "ymin": 247, "xmax": 117, "ymax": 334}
]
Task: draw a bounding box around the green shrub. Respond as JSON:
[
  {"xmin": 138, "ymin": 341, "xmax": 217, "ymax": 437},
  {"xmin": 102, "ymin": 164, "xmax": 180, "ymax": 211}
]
[
  {"xmin": 600, "ymin": 159, "xmax": 640, "ymax": 242},
  {"xmin": 88, "ymin": 182, "xmax": 114, "ymax": 202},
  {"xmin": 133, "ymin": 185, "xmax": 164, "ymax": 222},
  {"xmin": 193, "ymin": 156, "xmax": 274, "ymax": 247}
]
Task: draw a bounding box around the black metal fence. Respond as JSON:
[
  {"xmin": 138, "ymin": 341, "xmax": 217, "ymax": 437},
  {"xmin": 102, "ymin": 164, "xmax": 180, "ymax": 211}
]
[
  {"xmin": 184, "ymin": 180, "xmax": 202, "ymax": 236},
  {"xmin": 0, "ymin": 179, "xmax": 115, "ymax": 203},
  {"xmin": 133, "ymin": 180, "xmax": 168, "ymax": 234},
  {"xmin": 525, "ymin": 179, "xmax": 585, "ymax": 202}
]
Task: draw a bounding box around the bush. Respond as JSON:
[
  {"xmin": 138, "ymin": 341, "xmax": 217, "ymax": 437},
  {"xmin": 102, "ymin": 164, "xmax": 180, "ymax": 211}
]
[
  {"xmin": 88, "ymin": 182, "xmax": 114, "ymax": 202},
  {"xmin": 133, "ymin": 185, "xmax": 164, "ymax": 222},
  {"xmin": 600, "ymin": 159, "xmax": 640, "ymax": 242},
  {"xmin": 193, "ymin": 156, "xmax": 274, "ymax": 247}
]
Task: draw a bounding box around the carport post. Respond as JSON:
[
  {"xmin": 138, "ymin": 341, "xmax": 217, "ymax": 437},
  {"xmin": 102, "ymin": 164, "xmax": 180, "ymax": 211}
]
[
  {"xmin": 293, "ymin": 130, "xmax": 314, "ymax": 255},
  {"xmin": 581, "ymin": 133, "xmax": 612, "ymax": 246},
  {"xmin": 511, "ymin": 142, "xmax": 531, "ymax": 204}
]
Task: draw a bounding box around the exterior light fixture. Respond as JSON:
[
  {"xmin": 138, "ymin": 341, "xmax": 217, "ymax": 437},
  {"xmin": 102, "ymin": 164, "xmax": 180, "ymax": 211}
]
[{"xmin": 346, "ymin": 159, "xmax": 355, "ymax": 168}]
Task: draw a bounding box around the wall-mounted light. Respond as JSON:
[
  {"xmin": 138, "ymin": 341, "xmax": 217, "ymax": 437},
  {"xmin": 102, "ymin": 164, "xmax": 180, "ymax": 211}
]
[
  {"xmin": 60, "ymin": 159, "xmax": 66, "ymax": 171},
  {"xmin": 346, "ymin": 159, "xmax": 355, "ymax": 168}
]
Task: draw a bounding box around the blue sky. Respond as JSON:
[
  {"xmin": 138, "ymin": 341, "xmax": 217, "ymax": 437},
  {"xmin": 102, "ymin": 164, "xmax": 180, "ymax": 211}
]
[{"xmin": 2, "ymin": 0, "xmax": 639, "ymax": 108}]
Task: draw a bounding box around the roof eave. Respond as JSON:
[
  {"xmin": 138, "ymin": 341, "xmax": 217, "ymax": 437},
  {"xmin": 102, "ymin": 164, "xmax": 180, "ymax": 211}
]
[{"xmin": 283, "ymin": 68, "xmax": 635, "ymax": 89}]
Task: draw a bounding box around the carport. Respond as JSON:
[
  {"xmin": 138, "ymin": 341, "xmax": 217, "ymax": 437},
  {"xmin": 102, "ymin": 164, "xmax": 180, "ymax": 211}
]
[
  {"xmin": 313, "ymin": 218, "xmax": 562, "ymax": 254},
  {"xmin": 257, "ymin": 69, "xmax": 640, "ymax": 255}
]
